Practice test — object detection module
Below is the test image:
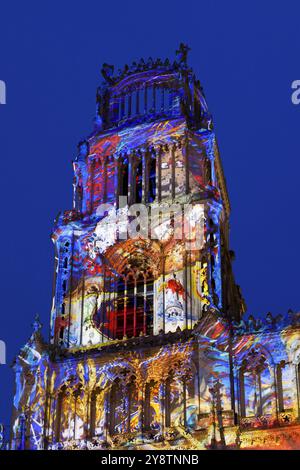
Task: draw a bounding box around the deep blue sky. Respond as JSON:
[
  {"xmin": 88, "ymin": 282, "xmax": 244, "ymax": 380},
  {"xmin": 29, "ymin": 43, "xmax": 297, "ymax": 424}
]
[{"xmin": 0, "ymin": 0, "xmax": 299, "ymax": 429}]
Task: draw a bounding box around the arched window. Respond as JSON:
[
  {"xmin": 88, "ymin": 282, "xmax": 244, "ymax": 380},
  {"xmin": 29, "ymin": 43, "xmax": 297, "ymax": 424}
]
[
  {"xmin": 115, "ymin": 270, "xmax": 154, "ymax": 339},
  {"xmin": 89, "ymin": 388, "xmax": 98, "ymax": 438},
  {"xmin": 59, "ymin": 322, "xmax": 65, "ymax": 340},
  {"xmin": 244, "ymin": 370, "xmax": 263, "ymax": 417},
  {"xmin": 135, "ymin": 160, "xmax": 143, "ymax": 203},
  {"xmin": 144, "ymin": 380, "xmax": 156, "ymax": 431},
  {"xmin": 204, "ymin": 155, "xmax": 212, "ymax": 185},
  {"xmin": 119, "ymin": 160, "xmax": 128, "ymax": 199},
  {"xmin": 148, "ymin": 156, "xmax": 156, "ymax": 203},
  {"xmin": 136, "ymin": 273, "xmax": 145, "ymax": 335},
  {"xmin": 115, "ymin": 277, "xmax": 126, "ymax": 339},
  {"xmin": 126, "ymin": 274, "xmax": 135, "ymax": 337},
  {"xmin": 54, "ymin": 386, "xmax": 66, "ymax": 442},
  {"xmin": 145, "ymin": 274, "xmax": 154, "ymax": 336},
  {"xmin": 71, "ymin": 387, "xmax": 84, "ymax": 440},
  {"xmin": 276, "ymin": 361, "xmax": 292, "ymax": 413},
  {"xmin": 239, "ymin": 351, "xmax": 273, "ymax": 418},
  {"xmin": 89, "ymin": 387, "xmax": 106, "ymax": 438},
  {"xmin": 126, "ymin": 376, "xmax": 138, "ymax": 433},
  {"xmin": 165, "ymin": 376, "xmax": 172, "ymax": 428},
  {"xmin": 109, "ymin": 379, "xmax": 122, "ymax": 435}
]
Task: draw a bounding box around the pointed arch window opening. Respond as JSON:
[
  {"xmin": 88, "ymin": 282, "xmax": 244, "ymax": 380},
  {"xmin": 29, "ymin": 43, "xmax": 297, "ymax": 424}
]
[
  {"xmin": 89, "ymin": 389, "xmax": 97, "ymax": 438},
  {"xmin": 57, "ymin": 243, "xmax": 71, "ymax": 343},
  {"xmin": 126, "ymin": 375, "xmax": 138, "ymax": 433},
  {"xmin": 277, "ymin": 362, "xmax": 285, "ymax": 413},
  {"xmin": 89, "ymin": 386, "xmax": 105, "ymax": 439},
  {"xmin": 109, "ymin": 379, "xmax": 121, "ymax": 435},
  {"xmin": 107, "ymin": 376, "xmax": 138, "ymax": 436},
  {"xmin": 54, "ymin": 386, "xmax": 67, "ymax": 442},
  {"xmin": 118, "ymin": 158, "xmax": 129, "ymax": 202},
  {"xmin": 144, "ymin": 380, "xmax": 156, "ymax": 431},
  {"xmin": 135, "ymin": 159, "xmax": 143, "ymax": 204},
  {"xmin": 131, "ymin": 90, "xmax": 137, "ymax": 117},
  {"xmin": 241, "ymin": 370, "xmax": 263, "ymax": 418},
  {"xmin": 239, "ymin": 353, "xmax": 273, "ymax": 419},
  {"xmin": 115, "ymin": 270, "xmax": 154, "ymax": 339},
  {"xmin": 275, "ymin": 360, "xmax": 291, "ymax": 414},
  {"xmin": 165, "ymin": 376, "xmax": 172, "ymax": 428},
  {"xmin": 117, "ymin": 152, "xmax": 157, "ymax": 205},
  {"xmin": 148, "ymin": 155, "xmax": 156, "ymax": 203}
]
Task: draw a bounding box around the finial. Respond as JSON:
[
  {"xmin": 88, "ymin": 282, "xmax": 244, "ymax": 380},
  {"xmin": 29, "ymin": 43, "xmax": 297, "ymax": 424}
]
[
  {"xmin": 176, "ymin": 43, "xmax": 191, "ymax": 66},
  {"xmin": 32, "ymin": 313, "xmax": 42, "ymax": 334},
  {"xmin": 101, "ymin": 63, "xmax": 115, "ymax": 84},
  {"xmin": 77, "ymin": 140, "xmax": 89, "ymax": 160}
]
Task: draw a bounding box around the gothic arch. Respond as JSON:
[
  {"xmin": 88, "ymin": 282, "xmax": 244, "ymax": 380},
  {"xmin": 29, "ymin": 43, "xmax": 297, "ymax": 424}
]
[
  {"xmin": 104, "ymin": 238, "xmax": 162, "ymax": 276},
  {"xmin": 238, "ymin": 345, "xmax": 274, "ymax": 419},
  {"xmin": 99, "ymin": 365, "xmax": 139, "ymax": 436},
  {"xmin": 102, "ymin": 239, "xmax": 162, "ymax": 339}
]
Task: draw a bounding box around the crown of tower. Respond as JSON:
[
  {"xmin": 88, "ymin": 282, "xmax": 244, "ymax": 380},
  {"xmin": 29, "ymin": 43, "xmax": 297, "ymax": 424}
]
[{"xmin": 94, "ymin": 44, "xmax": 211, "ymax": 132}]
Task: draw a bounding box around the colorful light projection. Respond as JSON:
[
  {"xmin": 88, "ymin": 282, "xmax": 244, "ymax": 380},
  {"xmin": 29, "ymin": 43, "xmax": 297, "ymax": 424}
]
[
  {"xmin": 51, "ymin": 124, "xmax": 219, "ymax": 348},
  {"xmin": 12, "ymin": 311, "xmax": 300, "ymax": 450},
  {"xmin": 10, "ymin": 46, "xmax": 300, "ymax": 451}
]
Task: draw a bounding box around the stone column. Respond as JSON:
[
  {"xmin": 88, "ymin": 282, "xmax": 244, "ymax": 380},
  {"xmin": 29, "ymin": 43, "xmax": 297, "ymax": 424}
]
[
  {"xmin": 184, "ymin": 132, "xmax": 190, "ymax": 195},
  {"xmin": 137, "ymin": 385, "xmax": 144, "ymax": 432},
  {"xmin": 103, "ymin": 157, "xmax": 108, "ymax": 203},
  {"xmin": 165, "ymin": 378, "xmax": 171, "ymax": 428},
  {"xmin": 89, "ymin": 390, "xmax": 97, "ymax": 438},
  {"xmin": 128, "ymin": 90, "xmax": 132, "ymax": 117},
  {"xmin": 157, "ymin": 146, "xmax": 162, "ymax": 202},
  {"xmin": 104, "ymin": 390, "xmax": 110, "ymax": 441},
  {"xmin": 274, "ymin": 364, "xmax": 282, "ymax": 420},
  {"xmin": 144, "ymin": 383, "xmax": 151, "ymax": 431},
  {"xmin": 170, "ymin": 145, "xmax": 176, "ymax": 199},
  {"xmin": 114, "ymin": 156, "xmax": 120, "ymax": 207},
  {"xmin": 182, "ymin": 378, "xmax": 187, "ymax": 428},
  {"xmin": 239, "ymin": 369, "xmax": 246, "ymax": 418},
  {"xmin": 124, "ymin": 382, "xmax": 131, "ymax": 433},
  {"xmin": 18, "ymin": 413, "xmax": 26, "ymax": 450},
  {"xmin": 142, "ymin": 150, "xmax": 147, "ymax": 204},
  {"xmin": 128, "ymin": 152, "xmax": 135, "ymax": 205},
  {"xmin": 159, "ymin": 382, "xmax": 165, "ymax": 436}
]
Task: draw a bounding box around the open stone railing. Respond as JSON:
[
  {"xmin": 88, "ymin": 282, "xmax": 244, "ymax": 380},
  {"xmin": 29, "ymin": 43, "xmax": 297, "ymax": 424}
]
[{"xmin": 232, "ymin": 310, "xmax": 300, "ymax": 335}]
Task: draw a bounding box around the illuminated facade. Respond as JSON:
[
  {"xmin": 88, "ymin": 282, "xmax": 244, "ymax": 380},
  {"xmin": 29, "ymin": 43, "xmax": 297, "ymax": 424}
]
[{"xmin": 10, "ymin": 46, "xmax": 300, "ymax": 450}]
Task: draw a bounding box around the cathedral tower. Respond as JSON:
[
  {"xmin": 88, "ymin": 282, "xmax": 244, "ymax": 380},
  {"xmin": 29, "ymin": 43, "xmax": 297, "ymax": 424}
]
[
  {"xmin": 11, "ymin": 46, "xmax": 247, "ymax": 450},
  {"xmin": 51, "ymin": 44, "xmax": 243, "ymax": 351}
]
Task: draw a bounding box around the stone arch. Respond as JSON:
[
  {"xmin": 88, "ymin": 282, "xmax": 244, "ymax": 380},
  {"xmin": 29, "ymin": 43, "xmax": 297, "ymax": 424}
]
[
  {"xmin": 102, "ymin": 239, "xmax": 161, "ymax": 339},
  {"xmin": 104, "ymin": 238, "xmax": 162, "ymax": 276},
  {"xmin": 97, "ymin": 361, "xmax": 139, "ymax": 436},
  {"xmin": 238, "ymin": 345, "xmax": 275, "ymax": 419}
]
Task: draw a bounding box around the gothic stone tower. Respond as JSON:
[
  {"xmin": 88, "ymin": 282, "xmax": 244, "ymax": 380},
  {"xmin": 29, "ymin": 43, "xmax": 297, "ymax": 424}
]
[{"xmin": 11, "ymin": 46, "xmax": 246, "ymax": 450}]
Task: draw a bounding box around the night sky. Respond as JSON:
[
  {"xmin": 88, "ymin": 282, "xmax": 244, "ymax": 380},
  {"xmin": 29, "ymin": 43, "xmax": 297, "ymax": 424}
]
[{"xmin": 0, "ymin": 0, "xmax": 299, "ymax": 429}]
